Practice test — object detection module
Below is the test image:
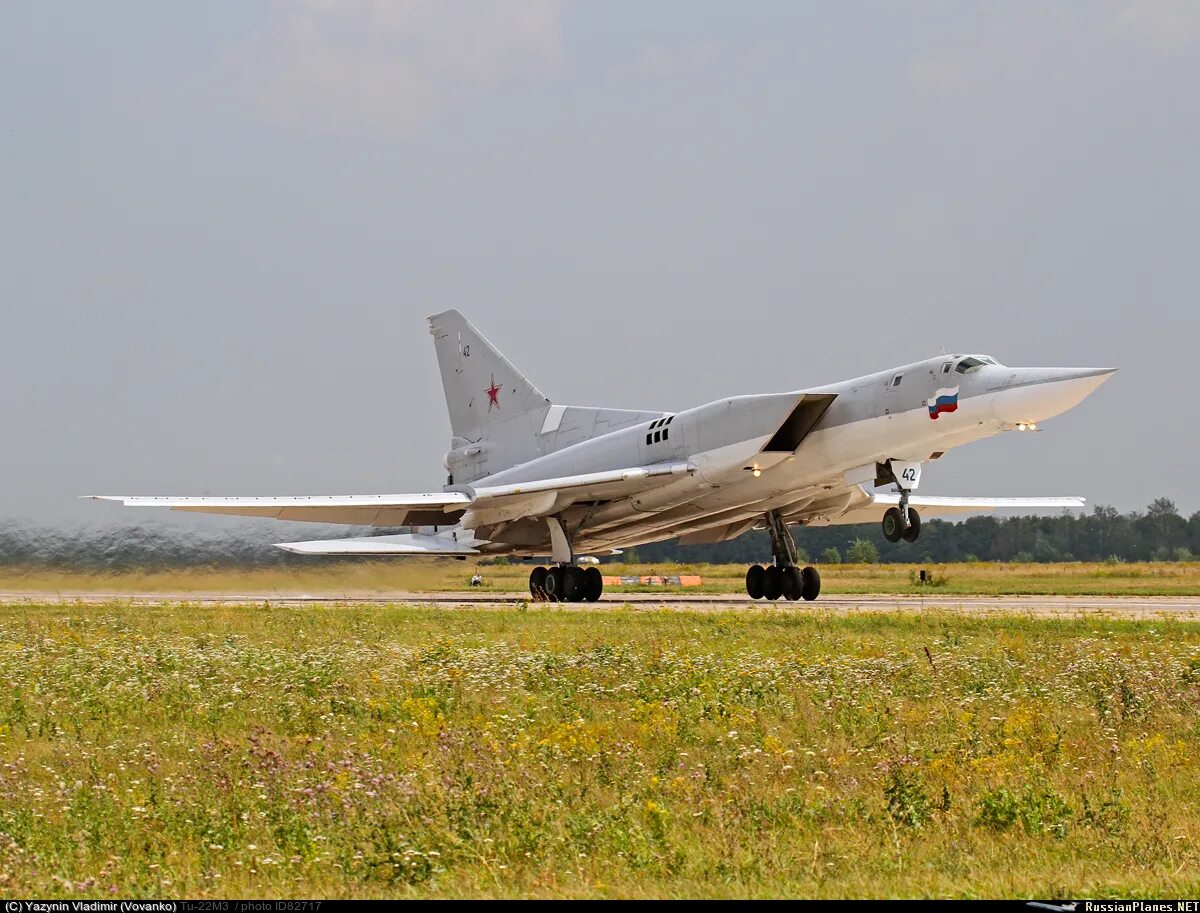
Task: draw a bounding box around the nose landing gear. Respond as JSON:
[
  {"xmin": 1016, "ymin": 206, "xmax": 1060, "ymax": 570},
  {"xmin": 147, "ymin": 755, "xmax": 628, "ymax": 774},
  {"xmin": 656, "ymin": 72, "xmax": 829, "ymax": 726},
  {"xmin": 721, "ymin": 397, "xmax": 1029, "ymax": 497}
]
[
  {"xmin": 882, "ymin": 504, "xmax": 921, "ymax": 543},
  {"xmin": 745, "ymin": 510, "xmax": 821, "ymax": 602},
  {"xmin": 880, "ymin": 460, "xmax": 923, "ymax": 543}
]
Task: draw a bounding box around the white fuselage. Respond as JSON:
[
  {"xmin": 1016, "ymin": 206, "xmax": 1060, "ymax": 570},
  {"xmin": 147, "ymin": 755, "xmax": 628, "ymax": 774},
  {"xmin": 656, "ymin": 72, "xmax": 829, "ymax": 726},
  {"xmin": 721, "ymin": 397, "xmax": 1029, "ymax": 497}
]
[{"xmin": 455, "ymin": 358, "xmax": 1114, "ymax": 556}]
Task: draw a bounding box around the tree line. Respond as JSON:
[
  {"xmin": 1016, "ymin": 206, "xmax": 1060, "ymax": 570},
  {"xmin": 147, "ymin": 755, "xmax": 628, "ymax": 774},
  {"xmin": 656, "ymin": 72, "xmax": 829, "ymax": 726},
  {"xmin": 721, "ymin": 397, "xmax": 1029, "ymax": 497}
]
[{"xmin": 632, "ymin": 498, "xmax": 1200, "ymax": 565}]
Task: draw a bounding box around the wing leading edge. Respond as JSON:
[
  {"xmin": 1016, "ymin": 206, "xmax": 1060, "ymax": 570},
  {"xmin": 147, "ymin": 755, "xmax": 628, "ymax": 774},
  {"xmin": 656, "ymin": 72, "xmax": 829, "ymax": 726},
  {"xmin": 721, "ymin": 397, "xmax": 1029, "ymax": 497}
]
[
  {"xmin": 85, "ymin": 493, "xmax": 473, "ymax": 527},
  {"xmin": 805, "ymin": 492, "xmax": 1086, "ymax": 527}
]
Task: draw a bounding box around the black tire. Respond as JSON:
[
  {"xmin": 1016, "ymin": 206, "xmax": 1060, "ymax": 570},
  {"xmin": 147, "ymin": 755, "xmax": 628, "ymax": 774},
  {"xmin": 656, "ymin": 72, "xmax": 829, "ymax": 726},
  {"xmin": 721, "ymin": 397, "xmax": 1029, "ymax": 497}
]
[
  {"xmin": 584, "ymin": 566, "xmax": 603, "ymax": 602},
  {"xmin": 782, "ymin": 566, "xmax": 803, "ymax": 601},
  {"xmin": 529, "ymin": 566, "xmax": 548, "ymax": 601},
  {"xmin": 763, "ymin": 565, "xmax": 784, "ymax": 601},
  {"xmin": 882, "ymin": 507, "xmax": 903, "ymax": 543},
  {"xmin": 901, "ymin": 508, "xmax": 921, "ymax": 543},
  {"xmin": 563, "ymin": 565, "xmax": 587, "ymax": 602},
  {"xmin": 745, "ymin": 564, "xmax": 766, "ymax": 599},
  {"xmin": 801, "ymin": 565, "xmax": 821, "ymax": 601},
  {"xmin": 544, "ymin": 566, "xmax": 564, "ymax": 601}
]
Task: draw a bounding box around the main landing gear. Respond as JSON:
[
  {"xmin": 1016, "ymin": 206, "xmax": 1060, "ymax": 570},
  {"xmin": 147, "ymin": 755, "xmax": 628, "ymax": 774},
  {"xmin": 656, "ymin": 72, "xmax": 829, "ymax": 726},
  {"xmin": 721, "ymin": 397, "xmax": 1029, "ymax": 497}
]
[
  {"xmin": 745, "ymin": 510, "xmax": 821, "ymax": 602},
  {"xmin": 529, "ymin": 515, "xmax": 603, "ymax": 602},
  {"xmin": 529, "ymin": 564, "xmax": 603, "ymax": 603}
]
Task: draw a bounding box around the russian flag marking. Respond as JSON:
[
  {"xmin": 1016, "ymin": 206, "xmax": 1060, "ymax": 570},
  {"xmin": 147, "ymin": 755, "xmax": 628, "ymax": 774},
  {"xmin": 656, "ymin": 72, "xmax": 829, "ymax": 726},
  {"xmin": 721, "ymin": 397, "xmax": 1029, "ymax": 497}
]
[{"xmin": 928, "ymin": 386, "xmax": 959, "ymax": 420}]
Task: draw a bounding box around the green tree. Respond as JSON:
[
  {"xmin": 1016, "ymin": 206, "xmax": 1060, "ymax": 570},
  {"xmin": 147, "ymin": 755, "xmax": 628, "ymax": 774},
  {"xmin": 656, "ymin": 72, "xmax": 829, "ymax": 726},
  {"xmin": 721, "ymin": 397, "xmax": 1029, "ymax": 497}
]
[
  {"xmin": 821, "ymin": 547, "xmax": 841, "ymax": 564},
  {"xmin": 847, "ymin": 539, "xmax": 878, "ymax": 564}
]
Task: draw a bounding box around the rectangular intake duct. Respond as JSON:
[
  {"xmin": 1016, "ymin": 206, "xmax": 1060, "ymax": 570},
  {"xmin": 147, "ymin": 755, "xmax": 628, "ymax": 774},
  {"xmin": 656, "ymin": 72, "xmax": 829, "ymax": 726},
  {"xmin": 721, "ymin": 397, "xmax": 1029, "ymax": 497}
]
[{"xmin": 762, "ymin": 393, "xmax": 837, "ymax": 452}]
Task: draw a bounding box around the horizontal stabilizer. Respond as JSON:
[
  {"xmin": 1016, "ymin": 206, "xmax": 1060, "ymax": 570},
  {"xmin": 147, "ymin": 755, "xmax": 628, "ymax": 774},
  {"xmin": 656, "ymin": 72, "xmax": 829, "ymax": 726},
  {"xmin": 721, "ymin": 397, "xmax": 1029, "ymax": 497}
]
[{"xmin": 275, "ymin": 533, "xmax": 480, "ymax": 556}]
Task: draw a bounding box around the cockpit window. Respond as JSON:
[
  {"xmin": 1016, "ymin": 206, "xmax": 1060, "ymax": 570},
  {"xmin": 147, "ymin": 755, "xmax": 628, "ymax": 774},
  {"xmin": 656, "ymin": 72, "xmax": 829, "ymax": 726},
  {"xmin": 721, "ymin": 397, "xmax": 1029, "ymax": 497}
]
[{"xmin": 954, "ymin": 355, "xmax": 998, "ymax": 375}]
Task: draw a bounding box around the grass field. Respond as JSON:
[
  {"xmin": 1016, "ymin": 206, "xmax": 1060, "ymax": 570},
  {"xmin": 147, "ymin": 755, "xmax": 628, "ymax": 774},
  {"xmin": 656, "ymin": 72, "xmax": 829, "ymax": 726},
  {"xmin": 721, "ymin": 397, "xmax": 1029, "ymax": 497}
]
[
  {"xmin": 0, "ymin": 601, "xmax": 1197, "ymax": 898},
  {"xmin": 4, "ymin": 559, "xmax": 1200, "ymax": 596}
]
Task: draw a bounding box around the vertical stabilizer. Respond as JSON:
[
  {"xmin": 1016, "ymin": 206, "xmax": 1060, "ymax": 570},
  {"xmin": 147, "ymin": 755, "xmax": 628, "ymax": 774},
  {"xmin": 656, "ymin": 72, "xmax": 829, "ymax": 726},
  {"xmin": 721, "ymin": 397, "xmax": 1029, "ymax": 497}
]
[{"xmin": 428, "ymin": 310, "xmax": 552, "ymax": 481}]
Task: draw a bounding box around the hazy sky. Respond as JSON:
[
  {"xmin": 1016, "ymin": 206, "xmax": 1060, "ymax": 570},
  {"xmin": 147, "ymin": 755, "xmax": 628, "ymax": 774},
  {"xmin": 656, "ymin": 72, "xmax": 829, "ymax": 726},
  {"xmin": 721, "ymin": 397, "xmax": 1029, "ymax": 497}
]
[{"xmin": 3, "ymin": 0, "xmax": 1198, "ymax": 529}]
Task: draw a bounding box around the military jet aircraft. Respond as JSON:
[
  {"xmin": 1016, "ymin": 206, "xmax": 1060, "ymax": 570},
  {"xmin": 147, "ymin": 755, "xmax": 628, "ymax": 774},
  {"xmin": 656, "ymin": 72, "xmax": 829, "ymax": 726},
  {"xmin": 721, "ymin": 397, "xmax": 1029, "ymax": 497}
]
[{"xmin": 89, "ymin": 311, "xmax": 1114, "ymax": 603}]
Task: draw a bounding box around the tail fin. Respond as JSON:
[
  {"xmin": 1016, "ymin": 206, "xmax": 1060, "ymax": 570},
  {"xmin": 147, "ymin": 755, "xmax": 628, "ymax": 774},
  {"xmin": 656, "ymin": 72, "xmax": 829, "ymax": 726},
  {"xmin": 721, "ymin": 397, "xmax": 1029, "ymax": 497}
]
[
  {"xmin": 428, "ymin": 310, "xmax": 552, "ymax": 480},
  {"xmin": 428, "ymin": 310, "xmax": 665, "ymax": 484}
]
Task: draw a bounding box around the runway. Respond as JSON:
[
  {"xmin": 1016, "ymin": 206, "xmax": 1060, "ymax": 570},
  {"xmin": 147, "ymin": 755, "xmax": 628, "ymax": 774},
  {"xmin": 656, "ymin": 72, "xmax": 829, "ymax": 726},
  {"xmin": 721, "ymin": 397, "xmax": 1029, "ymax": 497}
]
[{"xmin": 2, "ymin": 591, "xmax": 1200, "ymax": 619}]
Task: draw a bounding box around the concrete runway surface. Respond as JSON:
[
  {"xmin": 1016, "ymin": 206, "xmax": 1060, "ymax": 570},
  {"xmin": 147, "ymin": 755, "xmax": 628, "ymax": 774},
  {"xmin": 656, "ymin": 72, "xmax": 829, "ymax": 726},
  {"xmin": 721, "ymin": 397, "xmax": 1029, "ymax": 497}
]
[{"xmin": 2, "ymin": 591, "xmax": 1200, "ymax": 619}]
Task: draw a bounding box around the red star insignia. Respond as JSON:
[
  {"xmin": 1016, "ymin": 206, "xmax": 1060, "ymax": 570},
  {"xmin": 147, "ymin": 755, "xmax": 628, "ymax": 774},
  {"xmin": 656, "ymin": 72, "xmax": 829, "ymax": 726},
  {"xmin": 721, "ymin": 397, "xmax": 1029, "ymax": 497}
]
[{"xmin": 485, "ymin": 374, "xmax": 501, "ymax": 411}]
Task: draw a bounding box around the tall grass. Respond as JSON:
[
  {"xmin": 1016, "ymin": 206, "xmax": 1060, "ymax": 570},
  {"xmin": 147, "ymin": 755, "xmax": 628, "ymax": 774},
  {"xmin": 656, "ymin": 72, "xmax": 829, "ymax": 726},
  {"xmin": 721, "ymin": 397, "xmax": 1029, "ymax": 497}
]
[{"xmin": 0, "ymin": 602, "xmax": 1197, "ymax": 897}]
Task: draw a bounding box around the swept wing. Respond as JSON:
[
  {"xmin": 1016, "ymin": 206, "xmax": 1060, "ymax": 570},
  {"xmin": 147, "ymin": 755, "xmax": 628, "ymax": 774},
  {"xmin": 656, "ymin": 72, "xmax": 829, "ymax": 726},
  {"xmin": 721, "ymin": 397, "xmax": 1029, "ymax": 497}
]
[
  {"xmin": 802, "ymin": 491, "xmax": 1085, "ymax": 526},
  {"xmin": 86, "ymin": 460, "xmax": 695, "ymax": 535}
]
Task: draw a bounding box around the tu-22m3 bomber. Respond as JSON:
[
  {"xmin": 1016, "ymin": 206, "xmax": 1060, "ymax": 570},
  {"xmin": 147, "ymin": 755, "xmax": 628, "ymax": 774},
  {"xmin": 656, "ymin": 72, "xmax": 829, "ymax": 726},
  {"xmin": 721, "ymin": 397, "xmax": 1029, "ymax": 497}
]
[{"xmin": 90, "ymin": 311, "xmax": 1115, "ymax": 603}]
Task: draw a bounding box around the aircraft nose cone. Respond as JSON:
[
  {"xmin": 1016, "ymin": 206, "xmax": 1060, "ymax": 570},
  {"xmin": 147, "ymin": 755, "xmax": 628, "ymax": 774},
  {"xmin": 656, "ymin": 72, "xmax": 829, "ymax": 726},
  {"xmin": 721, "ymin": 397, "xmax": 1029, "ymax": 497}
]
[
  {"xmin": 993, "ymin": 367, "xmax": 1116, "ymax": 425},
  {"xmin": 1055, "ymin": 367, "xmax": 1118, "ymax": 383}
]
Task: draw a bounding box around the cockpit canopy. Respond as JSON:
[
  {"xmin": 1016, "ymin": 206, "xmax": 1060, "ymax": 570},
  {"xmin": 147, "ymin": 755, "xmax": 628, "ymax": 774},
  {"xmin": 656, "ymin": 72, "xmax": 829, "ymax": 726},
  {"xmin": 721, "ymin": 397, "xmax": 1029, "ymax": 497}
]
[{"xmin": 953, "ymin": 355, "xmax": 1001, "ymax": 375}]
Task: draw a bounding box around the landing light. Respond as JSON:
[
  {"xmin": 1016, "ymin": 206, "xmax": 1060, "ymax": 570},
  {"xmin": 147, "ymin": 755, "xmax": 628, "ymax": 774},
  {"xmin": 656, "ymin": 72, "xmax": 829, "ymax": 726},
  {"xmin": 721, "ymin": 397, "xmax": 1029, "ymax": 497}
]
[
  {"xmin": 752, "ymin": 468, "xmax": 762, "ymax": 477},
  {"xmin": 1015, "ymin": 422, "xmax": 1038, "ymax": 432}
]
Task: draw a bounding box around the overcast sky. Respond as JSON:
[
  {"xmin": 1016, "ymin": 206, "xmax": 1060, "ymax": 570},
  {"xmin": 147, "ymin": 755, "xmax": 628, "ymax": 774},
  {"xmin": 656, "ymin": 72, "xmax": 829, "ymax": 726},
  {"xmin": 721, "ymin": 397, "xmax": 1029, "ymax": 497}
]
[{"xmin": 3, "ymin": 1, "xmax": 1198, "ymax": 530}]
